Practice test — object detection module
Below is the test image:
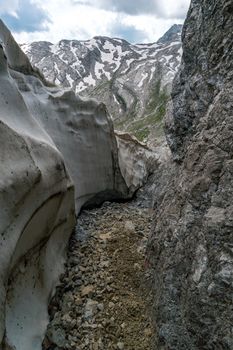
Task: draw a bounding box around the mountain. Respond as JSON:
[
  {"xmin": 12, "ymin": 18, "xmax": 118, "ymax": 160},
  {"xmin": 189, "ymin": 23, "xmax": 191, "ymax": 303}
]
[
  {"xmin": 157, "ymin": 24, "xmax": 183, "ymax": 44},
  {"xmin": 21, "ymin": 25, "xmax": 182, "ymax": 143}
]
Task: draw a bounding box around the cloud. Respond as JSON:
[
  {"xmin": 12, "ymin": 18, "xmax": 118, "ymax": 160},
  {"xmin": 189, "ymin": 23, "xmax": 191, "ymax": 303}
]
[
  {"xmin": 0, "ymin": 0, "xmax": 19, "ymax": 16},
  {"xmin": 9, "ymin": 0, "xmax": 190, "ymax": 44},
  {"xmin": 1, "ymin": 0, "xmax": 50, "ymax": 32},
  {"xmin": 73, "ymin": 0, "xmax": 190, "ymax": 18},
  {"xmin": 160, "ymin": 0, "xmax": 190, "ymax": 19},
  {"xmin": 73, "ymin": 0, "xmax": 160, "ymax": 16},
  {"xmin": 11, "ymin": 0, "xmax": 118, "ymax": 43},
  {"xmin": 111, "ymin": 22, "xmax": 147, "ymax": 43}
]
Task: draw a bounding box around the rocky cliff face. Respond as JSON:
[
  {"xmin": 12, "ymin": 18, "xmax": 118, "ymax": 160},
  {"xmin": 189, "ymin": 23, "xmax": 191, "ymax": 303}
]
[
  {"xmin": 0, "ymin": 20, "xmax": 155, "ymax": 350},
  {"xmin": 21, "ymin": 25, "xmax": 182, "ymax": 143},
  {"xmin": 149, "ymin": 0, "xmax": 233, "ymax": 348}
]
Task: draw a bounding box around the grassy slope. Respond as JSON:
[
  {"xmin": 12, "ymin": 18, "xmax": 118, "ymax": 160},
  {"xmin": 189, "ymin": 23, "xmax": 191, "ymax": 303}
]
[
  {"xmin": 85, "ymin": 77, "xmax": 169, "ymax": 143},
  {"xmin": 125, "ymin": 79, "xmax": 169, "ymax": 142}
]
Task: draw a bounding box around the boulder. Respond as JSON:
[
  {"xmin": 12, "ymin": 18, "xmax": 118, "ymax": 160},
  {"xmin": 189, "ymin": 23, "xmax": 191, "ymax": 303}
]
[{"xmin": 115, "ymin": 131, "xmax": 159, "ymax": 192}]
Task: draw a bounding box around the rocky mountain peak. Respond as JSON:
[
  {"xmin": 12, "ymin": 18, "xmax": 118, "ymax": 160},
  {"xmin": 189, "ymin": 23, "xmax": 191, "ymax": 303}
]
[
  {"xmin": 21, "ymin": 25, "xmax": 182, "ymax": 144},
  {"xmin": 157, "ymin": 24, "xmax": 182, "ymax": 44}
]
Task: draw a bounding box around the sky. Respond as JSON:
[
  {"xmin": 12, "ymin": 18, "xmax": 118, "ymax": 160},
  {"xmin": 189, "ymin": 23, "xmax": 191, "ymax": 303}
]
[{"xmin": 0, "ymin": 0, "xmax": 191, "ymax": 44}]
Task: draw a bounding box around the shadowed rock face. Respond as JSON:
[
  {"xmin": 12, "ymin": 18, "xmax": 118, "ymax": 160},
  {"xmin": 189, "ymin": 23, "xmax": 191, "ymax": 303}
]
[
  {"xmin": 157, "ymin": 24, "xmax": 183, "ymax": 44},
  {"xmin": 166, "ymin": 0, "xmax": 233, "ymax": 161},
  {"xmin": 149, "ymin": 0, "xmax": 233, "ymax": 348}
]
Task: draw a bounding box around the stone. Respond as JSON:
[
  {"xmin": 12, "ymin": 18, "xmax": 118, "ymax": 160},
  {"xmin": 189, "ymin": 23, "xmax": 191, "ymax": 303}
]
[
  {"xmin": 144, "ymin": 328, "xmax": 152, "ymax": 337},
  {"xmin": 97, "ymin": 303, "xmax": 104, "ymax": 312},
  {"xmin": 81, "ymin": 285, "xmax": 94, "ymax": 297},
  {"xmin": 93, "ymin": 343, "xmax": 99, "ymax": 350},
  {"xmin": 108, "ymin": 302, "xmax": 115, "ymax": 309},
  {"xmin": 124, "ymin": 220, "xmax": 135, "ymax": 232},
  {"xmin": 99, "ymin": 233, "xmax": 112, "ymax": 241},
  {"xmin": 117, "ymin": 342, "xmax": 124, "ymax": 350},
  {"xmin": 84, "ymin": 299, "xmax": 98, "ymax": 320},
  {"xmin": 47, "ymin": 327, "xmax": 67, "ymax": 348}
]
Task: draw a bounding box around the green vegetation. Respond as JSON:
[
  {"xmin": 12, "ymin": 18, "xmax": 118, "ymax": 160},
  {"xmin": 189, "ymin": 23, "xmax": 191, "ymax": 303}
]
[
  {"xmin": 115, "ymin": 118, "xmax": 128, "ymax": 130},
  {"xmin": 126, "ymin": 79, "xmax": 169, "ymax": 142},
  {"xmin": 134, "ymin": 127, "xmax": 150, "ymax": 141},
  {"xmin": 146, "ymin": 79, "xmax": 168, "ymax": 116},
  {"xmin": 115, "ymin": 93, "xmax": 127, "ymax": 112},
  {"xmin": 89, "ymin": 76, "xmax": 169, "ymax": 143}
]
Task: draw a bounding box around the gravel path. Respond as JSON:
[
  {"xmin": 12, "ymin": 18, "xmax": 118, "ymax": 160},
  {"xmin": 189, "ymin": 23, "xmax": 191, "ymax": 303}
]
[{"xmin": 43, "ymin": 200, "xmax": 153, "ymax": 350}]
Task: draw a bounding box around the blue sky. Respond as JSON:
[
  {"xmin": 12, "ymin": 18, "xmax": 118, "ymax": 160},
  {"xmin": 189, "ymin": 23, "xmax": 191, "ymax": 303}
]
[
  {"xmin": 0, "ymin": 0, "xmax": 191, "ymax": 43},
  {"xmin": 1, "ymin": 0, "xmax": 50, "ymax": 32}
]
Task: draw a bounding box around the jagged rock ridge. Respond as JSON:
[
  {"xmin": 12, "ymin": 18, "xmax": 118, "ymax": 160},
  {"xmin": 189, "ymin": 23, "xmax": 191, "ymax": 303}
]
[
  {"xmin": 148, "ymin": 0, "xmax": 233, "ymax": 348},
  {"xmin": 21, "ymin": 25, "xmax": 182, "ymax": 142}
]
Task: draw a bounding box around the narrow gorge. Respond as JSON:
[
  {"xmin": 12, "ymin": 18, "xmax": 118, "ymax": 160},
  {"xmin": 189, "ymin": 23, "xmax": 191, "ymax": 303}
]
[
  {"xmin": 0, "ymin": 17, "xmax": 157, "ymax": 350},
  {"xmin": 0, "ymin": 0, "xmax": 232, "ymax": 349}
]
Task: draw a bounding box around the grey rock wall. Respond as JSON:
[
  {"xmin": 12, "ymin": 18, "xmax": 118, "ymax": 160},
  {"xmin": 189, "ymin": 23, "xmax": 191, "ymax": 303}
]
[{"xmin": 149, "ymin": 0, "xmax": 233, "ymax": 348}]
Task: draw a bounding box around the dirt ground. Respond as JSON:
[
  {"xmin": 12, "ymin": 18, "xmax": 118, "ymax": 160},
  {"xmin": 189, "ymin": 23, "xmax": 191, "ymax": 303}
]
[{"xmin": 43, "ymin": 200, "xmax": 153, "ymax": 350}]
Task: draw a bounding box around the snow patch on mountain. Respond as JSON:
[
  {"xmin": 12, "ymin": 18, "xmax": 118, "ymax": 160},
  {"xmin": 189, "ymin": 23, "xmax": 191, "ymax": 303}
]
[
  {"xmin": 21, "ymin": 24, "xmax": 183, "ymax": 143},
  {"xmin": 21, "ymin": 25, "xmax": 182, "ymax": 96}
]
